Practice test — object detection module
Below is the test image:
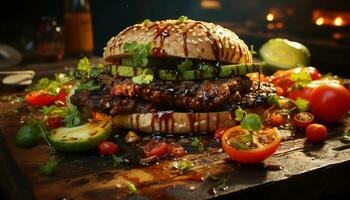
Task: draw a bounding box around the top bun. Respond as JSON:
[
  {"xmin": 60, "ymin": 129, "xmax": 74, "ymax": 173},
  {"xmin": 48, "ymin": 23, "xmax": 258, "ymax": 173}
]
[{"xmin": 103, "ymin": 19, "xmax": 253, "ymax": 64}]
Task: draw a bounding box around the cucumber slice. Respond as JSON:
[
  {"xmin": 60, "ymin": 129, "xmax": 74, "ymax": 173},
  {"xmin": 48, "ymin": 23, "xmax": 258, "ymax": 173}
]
[
  {"xmin": 109, "ymin": 63, "xmax": 261, "ymax": 81},
  {"xmin": 259, "ymin": 38, "xmax": 310, "ymax": 72},
  {"xmin": 48, "ymin": 121, "xmax": 112, "ymax": 152}
]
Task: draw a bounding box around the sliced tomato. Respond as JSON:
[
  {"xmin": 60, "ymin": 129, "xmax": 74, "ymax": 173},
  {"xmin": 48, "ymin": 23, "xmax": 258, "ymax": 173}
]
[
  {"xmin": 293, "ymin": 112, "xmax": 314, "ymax": 129},
  {"xmin": 169, "ymin": 143, "xmax": 186, "ymax": 157},
  {"xmin": 221, "ymin": 126, "xmax": 281, "ymax": 164},
  {"xmin": 268, "ymin": 113, "xmax": 286, "ymax": 126},
  {"xmin": 143, "ymin": 139, "xmax": 169, "ymax": 157},
  {"xmin": 26, "ymin": 90, "xmax": 58, "ymax": 106},
  {"xmin": 47, "ymin": 116, "xmax": 65, "ymax": 128}
]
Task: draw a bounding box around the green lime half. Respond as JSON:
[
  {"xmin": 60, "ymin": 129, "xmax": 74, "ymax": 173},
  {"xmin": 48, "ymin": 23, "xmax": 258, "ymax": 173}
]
[{"xmin": 259, "ymin": 38, "xmax": 310, "ymax": 72}]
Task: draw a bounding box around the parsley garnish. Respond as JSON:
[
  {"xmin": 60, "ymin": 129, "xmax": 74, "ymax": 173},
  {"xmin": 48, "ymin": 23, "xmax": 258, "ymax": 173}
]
[
  {"xmin": 41, "ymin": 105, "xmax": 66, "ymax": 116},
  {"xmin": 25, "ymin": 73, "xmax": 72, "ymax": 95},
  {"xmin": 289, "ymin": 70, "xmax": 312, "ymax": 91},
  {"xmin": 76, "ymin": 80, "xmax": 100, "ymax": 92},
  {"xmin": 126, "ymin": 182, "xmax": 138, "ymax": 194},
  {"xmin": 191, "ymin": 137, "xmax": 205, "ymax": 152},
  {"xmin": 132, "ymin": 69, "xmax": 154, "ymax": 84},
  {"xmin": 123, "ymin": 41, "xmax": 152, "ymax": 67},
  {"xmin": 76, "ymin": 57, "xmax": 103, "ymax": 81},
  {"xmin": 250, "ymin": 45, "xmax": 257, "ymax": 55},
  {"xmin": 40, "ymin": 155, "xmax": 59, "ymax": 176},
  {"xmin": 295, "ymin": 97, "xmax": 309, "ymax": 112},
  {"xmin": 111, "ymin": 155, "xmax": 124, "ymax": 167},
  {"xmin": 172, "ymin": 159, "xmax": 193, "ymax": 170},
  {"xmin": 198, "ymin": 63, "xmax": 212, "ymax": 71},
  {"xmin": 142, "ymin": 19, "xmax": 151, "ymax": 25},
  {"xmin": 64, "ymin": 87, "xmax": 81, "ymax": 127},
  {"xmin": 177, "ymin": 59, "xmax": 193, "ymax": 71},
  {"xmin": 178, "ymin": 16, "xmax": 189, "ymax": 23},
  {"xmin": 231, "ymin": 134, "xmax": 253, "ymax": 150},
  {"xmin": 234, "ymin": 107, "xmax": 262, "ymax": 131}
]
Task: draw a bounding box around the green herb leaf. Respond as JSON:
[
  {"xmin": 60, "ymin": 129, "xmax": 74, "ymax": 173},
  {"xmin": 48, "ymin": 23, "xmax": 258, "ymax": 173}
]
[
  {"xmin": 126, "ymin": 182, "xmax": 138, "ymax": 194},
  {"xmin": 241, "ymin": 113, "xmax": 262, "ymax": 131},
  {"xmin": 178, "ymin": 16, "xmax": 189, "ymax": 23},
  {"xmin": 231, "ymin": 141, "xmax": 250, "ymax": 150},
  {"xmin": 64, "ymin": 87, "xmax": 81, "ymax": 127},
  {"xmin": 76, "ymin": 80, "xmax": 100, "ymax": 92},
  {"xmin": 142, "ymin": 19, "xmax": 151, "ymax": 25},
  {"xmin": 250, "ymin": 45, "xmax": 257, "ymax": 55},
  {"xmin": 77, "ymin": 57, "xmax": 91, "ymax": 73},
  {"xmin": 198, "ymin": 63, "xmax": 212, "ymax": 71},
  {"xmin": 41, "ymin": 105, "xmax": 66, "ymax": 116},
  {"xmin": 40, "ymin": 155, "xmax": 59, "ymax": 176},
  {"xmin": 172, "ymin": 159, "xmax": 193, "ymax": 170},
  {"xmin": 295, "ymin": 97, "xmax": 309, "ymax": 112},
  {"xmin": 289, "ymin": 70, "xmax": 312, "ymax": 91},
  {"xmin": 177, "ymin": 59, "xmax": 193, "ymax": 71},
  {"xmin": 132, "ymin": 69, "xmax": 154, "ymax": 84},
  {"xmin": 191, "ymin": 137, "xmax": 205, "ymax": 152},
  {"xmin": 230, "ymin": 134, "xmax": 254, "ymax": 150},
  {"xmin": 235, "ymin": 106, "xmax": 245, "ymax": 121},
  {"xmin": 123, "ymin": 42, "xmax": 152, "ymax": 67},
  {"xmin": 111, "ymin": 154, "xmax": 124, "ymax": 166},
  {"xmin": 268, "ymin": 95, "xmax": 281, "ymax": 108}
]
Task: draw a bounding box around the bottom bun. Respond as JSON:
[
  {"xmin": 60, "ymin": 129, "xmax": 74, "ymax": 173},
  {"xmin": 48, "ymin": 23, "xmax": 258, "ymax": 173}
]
[
  {"xmin": 112, "ymin": 111, "xmax": 237, "ymax": 134},
  {"xmin": 112, "ymin": 107, "xmax": 266, "ymax": 134}
]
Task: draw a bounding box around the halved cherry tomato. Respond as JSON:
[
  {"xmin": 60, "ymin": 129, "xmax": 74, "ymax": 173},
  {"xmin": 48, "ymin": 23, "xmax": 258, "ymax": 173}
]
[
  {"xmin": 26, "ymin": 90, "xmax": 58, "ymax": 106},
  {"xmin": 47, "ymin": 116, "xmax": 65, "ymax": 129},
  {"xmin": 309, "ymin": 83, "xmax": 350, "ymax": 122},
  {"xmin": 98, "ymin": 141, "xmax": 119, "ymax": 155},
  {"xmin": 221, "ymin": 126, "xmax": 281, "ymax": 164},
  {"xmin": 214, "ymin": 128, "xmax": 227, "ymax": 141},
  {"xmin": 143, "ymin": 139, "xmax": 169, "ymax": 157},
  {"xmin": 293, "ymin": 112, "xmax": 314, "ymax": 129},
  {"xmin": 306, "ymin": 123, "xmax": 327, "ymax": 143},
  {"xmin": 268, "ymin": 113, "xmax": 285, "ymax": 126},
  {"xmin": 169, "ymin": 143, "xmax": 186, "ymax": 157}
]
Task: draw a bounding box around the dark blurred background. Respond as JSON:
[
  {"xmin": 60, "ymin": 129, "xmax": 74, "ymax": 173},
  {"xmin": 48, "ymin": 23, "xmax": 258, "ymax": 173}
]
[{"xmin": 0, "ymin": 0, "xmax": 349, "ymax": 76}]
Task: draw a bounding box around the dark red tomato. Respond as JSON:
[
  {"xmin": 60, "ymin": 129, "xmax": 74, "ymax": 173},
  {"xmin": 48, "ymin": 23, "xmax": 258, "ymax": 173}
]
[
  {"xmin": 268, "ymin": 113, "xmax": 285, "ymax": 126},
  {"xmin": 309, "ymin": 83, "xmax": 350, "ymax": 122},
  {"xmin": 306, "ymin": 123, "xmax": 327, "ymax": 143},
  {"xmin": 214, "ymin": 128, "xmax": 227, "ymax": 141},
  {"xmin": 143, "ymin": 139, "xmax": 169, "ymax": 157},
  {"xmin": 98, "ymin": 141, "xmax": 119, "ymax": 155},
  {"xmin": 293, "ymin": 112, "xmax": 314, "ymax": 129},
  {"xmin": 47, "ymin": 116, "xmax": 64, "ymax": 129},
  {"xmin": 288, "ymin": 80, "xmax": 341, "ymax": 101},
  {"xmin": 26, "ymin": 90, "xmax": 57, "ymax": 106},
  {"xmin": 169, "ymin": 143, "xmax": 186, "ymax": 157}
]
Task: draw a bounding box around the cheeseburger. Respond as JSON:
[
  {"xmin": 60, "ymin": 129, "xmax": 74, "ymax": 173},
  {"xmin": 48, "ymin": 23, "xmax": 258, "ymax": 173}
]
[{"xmin": 71, "ymin": 18, "xmax": 275, "ymax": 134}]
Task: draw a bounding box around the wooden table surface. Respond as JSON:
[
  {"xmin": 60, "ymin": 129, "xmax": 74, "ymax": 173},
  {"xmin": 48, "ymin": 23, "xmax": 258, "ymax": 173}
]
[{"xmin": 0, "ymin": 59, "xmax": 350, "ymax": 200}]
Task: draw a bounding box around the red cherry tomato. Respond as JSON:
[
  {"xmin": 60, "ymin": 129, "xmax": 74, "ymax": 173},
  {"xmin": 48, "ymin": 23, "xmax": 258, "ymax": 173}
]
[
  {"xmin": 169, "ymin": 143, "xmax": 186, "ymax": 157},
  {"xmin": 143, "ymin": 139, "xmax": 169, "ymax": 157},
  {"xmin": 47, "ymin": 116, "xmax": 65, "ymax": 129},
  {"xmin": 26, "ymin": 90, "xmax": 58, "ymax": 106},
  {"xmin": 98, "ymin": 141, "xmax": 119, "ymax": 155},
  {"xmin": 293, "ymin": 112, "xmax": 314, "ymax": 129},
  {"xmin": 309, "ymin": 83, "xmax": 350, "ymax": 122},
  {"xmin": 221, "ymin": 126, "xmax": 281, "ymax": 164},
  {"xmin": 214, "ymin": 128, "xmax": 227, "ymax": 141},
  {"xmin": 268, "ymin": 113, "xmax": 286, "ymax": 126},
  {"xmin": 306, "ymin": 123, "xmax": 327, "ymax": 143}
]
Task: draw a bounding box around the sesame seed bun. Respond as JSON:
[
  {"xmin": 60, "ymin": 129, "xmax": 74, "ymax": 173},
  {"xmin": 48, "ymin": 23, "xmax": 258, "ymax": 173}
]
[{"xmin": 103, "ymin": 19, "xmax": 253, "ymax": 64}]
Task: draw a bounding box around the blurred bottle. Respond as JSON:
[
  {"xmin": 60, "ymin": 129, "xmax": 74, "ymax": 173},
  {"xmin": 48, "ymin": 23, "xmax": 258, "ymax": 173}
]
[
  {"xmin": 64, "ymin": 0, "xmax": 94, "ymax": 57},
  {"xmin": 36, "ymin": 17, "xmax": 65, "ymax": 61}
]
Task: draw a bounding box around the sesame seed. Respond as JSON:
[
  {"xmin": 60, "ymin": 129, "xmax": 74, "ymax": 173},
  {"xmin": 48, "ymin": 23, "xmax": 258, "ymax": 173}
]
[
  {"xmin": 174, "ymin": 25, "xmax": 179, "ymax": 29},
  {"xmin": 189, "ymin": 186, "xmax": 196, "ymax": 191},
  {"xmin": 218, "ymin": 43, "xmax": 222, "ymax": 48},
  {"xmin": 192, "ymin": 32, "xmax": 196, "ymax": 36},
  {"xmin": 188, "ymin": 29, "xmax": 193, "ymax": 32},
  {"xmin": 198, "ymin": 38, "xmax": 203, "ymax": 42},
  {"xmin": 192, "ymin": 40, "xmax": 198, "ymax": 44},
  {"xmin": 205, "ymin": 38, "xmax": 210, "ymax": 41},
  {"xmin": 175, "ymin": 33, "xmax": 180, "ymax": 37},
  {"xmin": 133, "ymin": 27, "xmax": 137, "ymax": 31},
  {"xmin": 145, "ymin": 28, "xmax": 149, "ymax": 31},
  {"xmin": 171, "ymin": 28, "xmax": 175, "ymax": 31}
]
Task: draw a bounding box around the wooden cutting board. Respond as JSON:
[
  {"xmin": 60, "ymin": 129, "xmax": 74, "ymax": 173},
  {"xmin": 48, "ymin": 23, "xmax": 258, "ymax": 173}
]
[{"xmin": 0, "ymin": 100, "xmax": 350, "ymax": 200}]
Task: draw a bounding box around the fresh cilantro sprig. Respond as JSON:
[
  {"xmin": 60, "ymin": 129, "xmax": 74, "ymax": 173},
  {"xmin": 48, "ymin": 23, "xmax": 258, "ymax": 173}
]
[
  {"xmin": 76, "ymin": 80, "xmax": 100, "ymax": 92},
  {"xmin": 295, "ymin": 97, "xmax": 309, "ymax": 112},
  {"xmin": 123, "ymin": 42, "xmax": 152, "ymax": 67},
  {"xmin": 25, "ymin": 73, "xmax": 72, "ymax": 95},
  {"xmin": 268, "ymin": 95, "xmax": 309, "ymax": 112},
  {"xmin": 75, "ymin": 57, "xmax": 104, "ymax": 81},
  {"xmin": 141, "ymin": 19, "xmax": 151, "ymax": 25},
  {"xmin": 250, "ymin": 45, "xmax": 257, "ymax": 55},
  {"xmin": 191, "ymin": 137, "xmax": 205, "ymax": 152},
  {"xmin": 231, "ymin": 134, "xmax": 253, "ymax": 150},
  {"xmin": 126, "ymin": 182, "xmax": 138, "ymax": 194},
  {"xmin": 132, "ymin": 69, "xmax": 153, "ymax": 84},
  {"xmin": 289, "ymin": 70, "xmax": 312, "ymax": 91},
  {"xmin": 63, "ymin": 87, "xmax": 82, "ymax": 127},
  {"xmin": 178, "ymin": 16, "xmax": 189, "ymax": 23},
  {"xmin": 172, "ymin": 159, "xmax": 193, "ymax": 170},
  {"xmin": 40, "ymin": 155, "xmax": 59, "ymax": 176},
  {"xmin": 234, "ymin": 106, "xmax": 262, "ymax": 131},
  {"xmin": 111, "ymin": 155, "xmax": 124, "ymax": 167}
]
